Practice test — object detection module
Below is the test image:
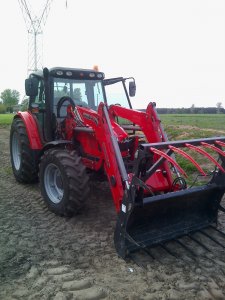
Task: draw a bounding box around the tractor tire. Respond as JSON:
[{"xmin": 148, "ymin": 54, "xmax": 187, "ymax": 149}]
[
  {"xmin": 10, "ymin": 118, "xmax": 39, "ymax": 183},
  {"xmin": 39, "ymin": 148, "xmax": 90, "ymax": 216}
]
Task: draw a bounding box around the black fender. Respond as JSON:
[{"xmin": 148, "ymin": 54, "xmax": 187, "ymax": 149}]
[{"xmin": 41, "ymin": 140, "xmax": 73, "ymax": 154}]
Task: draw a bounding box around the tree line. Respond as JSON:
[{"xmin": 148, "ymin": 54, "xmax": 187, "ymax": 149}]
[
  {"xmin": 0, "ymin": 88, "xmax": 224, "ymax": 115},
  {"xmin": 0, "ymin": 89, "xmax": 20, "ymax": 113},
  {"xmin": 156, "ymin": 105, "xmax": 224, "ymax": 114}
]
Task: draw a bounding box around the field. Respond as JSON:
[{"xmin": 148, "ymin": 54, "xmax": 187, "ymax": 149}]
[
  {"xmin": 160, "ymin": 114, "xmax": 225, "ymax": 183},
  {"xmin": 1, "ymin": 113, "xmax": 225, "ymax": 130},
  {"xmin": 0, "ymin": 113, "xmax": 14, "ymax": 125},
  {"xmin": 160, "ymin": 114, "xmax": 225, "ymax": 130},
  {"xmin": 1, "ymin": 114, "xmax": 225, "ymax": 299}
]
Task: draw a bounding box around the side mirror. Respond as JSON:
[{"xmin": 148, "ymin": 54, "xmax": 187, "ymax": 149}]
[
  {"xmin": 129, "ymin": 80, "xmax": 136, "ymax": 97},
  {"xmin": 25, "ymin": 77, "xmax": 39, "ymax": 97}
]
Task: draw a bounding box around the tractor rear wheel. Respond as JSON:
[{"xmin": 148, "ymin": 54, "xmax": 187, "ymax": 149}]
[
  {"xmin": 39, "ymin": 149, "xmax": 90, "ymax": 216},
  {"xmin": 10, "ymin": 118, "xmax": 39, "ymax": 183}
]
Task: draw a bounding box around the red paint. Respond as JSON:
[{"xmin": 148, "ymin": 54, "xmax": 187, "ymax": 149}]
[
  {"xmin": 15, "ymin": 112, "xmax": 42, "ymax": 149},
  {"xmin": 168, "ymin": 145, "xmax": 206, "ymax": 176},
  {"xmin": 185, "ymin": 143, "xmax": 225, "ymax": 173},
  {"xmin": 18, "ymin": 101, "xmax": 225, "ymax": 214}
]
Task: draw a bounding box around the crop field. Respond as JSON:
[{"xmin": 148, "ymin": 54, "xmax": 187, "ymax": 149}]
[{"xmin": 1, "ymin": 114, "xmax": 225, "ymax": 299}]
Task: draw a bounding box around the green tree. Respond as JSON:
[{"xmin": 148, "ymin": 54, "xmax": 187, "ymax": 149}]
[
  {"xmin": 1, "ymin": 89, "xmax": 20, "ymax": 112},
  {"xmin": 20, "ymin": 97, "xmax": 29, "ymax": 111},
  {"xmin": 0, "ymin": 103, "xmax": 6, "ymax": 114},
  {"xmin": 216, "ymin": 102, "xmax": 223, "ymax": 114},
  {"xmin": 190, "ymin": 104, "xmax": 195, "ymax": 114}
]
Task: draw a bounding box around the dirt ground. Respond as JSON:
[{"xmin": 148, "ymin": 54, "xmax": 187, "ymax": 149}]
[{"xmin": 1, "ymin": 125, "xmax": 225, "ymax": 300}]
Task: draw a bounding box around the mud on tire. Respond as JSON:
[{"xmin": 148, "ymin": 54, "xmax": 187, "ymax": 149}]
[
  {"xmin": 10, "ymin": 118, "xmax": 39, "ymax": 183},
  {"xmin": 39, "ymin": 148, "xmax": 90, "ymax": 216}
]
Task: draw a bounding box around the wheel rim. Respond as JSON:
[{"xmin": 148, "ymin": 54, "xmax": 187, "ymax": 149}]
[
  {"xmin": 12, "ymin": 132, "xmax": 21, "ymax": 171},
  {"xmin": 44, "ymin": 163, "xmax": 64, "ymax": 204}
]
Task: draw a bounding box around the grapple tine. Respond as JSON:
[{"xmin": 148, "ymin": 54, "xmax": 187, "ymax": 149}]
[
  {"xmin": 185, "ymin": 143, "xmax": 225, "ymax": 173},
  {"xmin": 215, "ymin": 140, "xmax": 225, "ymax": 148},
  {"xmin": 201, "ymin": 142, "xmax": 225, "ymax": 157},
  {"xmin": 174, "ymin": 239, "xmax": 197, "ymax": 258},
  {"xmin": 129, "ymin": 253, "xmax": 147, "ymax": 269},
  {"xmin": 150, "ymin": 147, "xmax": 187, "ymax": 177},
  {"xmin": 199, "ymin": 230, "xmax": 225, "ymax": 249},
  {"xmin": 142, "ymin": 247, "xmax": 155, "ymax": 260},
  {"xmin": 160, "ymin": 243, "xmax": 179, "ymax": 258},
  {"xmin": 168, "ymin": 145, "xmax": 206, "ymax": 176},
  {"xmin": 209, "ymin": 226, "xmax": 225, "ymax": 238},
  {"xmin": 187, "ymin": 234, "xmax": 211, "ymax": 252}
]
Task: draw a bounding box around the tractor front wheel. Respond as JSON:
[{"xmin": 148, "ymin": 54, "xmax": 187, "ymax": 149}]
[
  {"xmin": 10, "ymin": 118, "xmax": 39, "ymax": 183},
  {"xmin": 39, "ymin": 149, "xmax": 89, "ymax": 216}
]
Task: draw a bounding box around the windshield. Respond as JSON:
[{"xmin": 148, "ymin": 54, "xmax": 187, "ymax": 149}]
[
  {"xmin": 104, "ymin": 80, "xmax": 131, "ymax": 109},
  {"xmin": 53, "ymin": 78, "xmax": 104, "ymax": 111}
]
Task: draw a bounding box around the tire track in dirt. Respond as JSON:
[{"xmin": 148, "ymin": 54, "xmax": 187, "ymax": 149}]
[
  {"xmin": 0, "ymin": 126, "xmax": 114, "ymax": 299},
  {"xmin": 1, "ymin": 125, "xmax": 225, "ymax": 299}
]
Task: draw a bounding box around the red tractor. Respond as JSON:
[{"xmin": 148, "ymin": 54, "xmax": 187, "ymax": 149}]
[{"xmin": 10, "ymin": 67, "xmax": 225, "ymax": 258}]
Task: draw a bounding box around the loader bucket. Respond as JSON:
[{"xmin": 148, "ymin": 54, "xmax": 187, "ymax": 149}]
[
  {"xmin": 114, "ymin": 184, "xmax": 225, "ymax": 258},
  {"xmin": 114, "ymin": 137, "xmax": 225, "ymax": 259}
]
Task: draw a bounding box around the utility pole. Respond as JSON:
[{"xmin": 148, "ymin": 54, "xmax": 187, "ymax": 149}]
[{"xmin": 18, "ymin": 0, "xmax": 52, "ymax": 73}]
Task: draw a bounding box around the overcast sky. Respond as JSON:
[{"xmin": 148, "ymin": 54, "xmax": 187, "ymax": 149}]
[{"xmin": 0, "ymin": 0, "xmax": 224, "ymax": 108}]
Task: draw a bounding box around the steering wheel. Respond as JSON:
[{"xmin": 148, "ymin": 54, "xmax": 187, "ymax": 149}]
[{"xmin": 57, "ymin": 97, "xmax": 75, "ymax": 118}]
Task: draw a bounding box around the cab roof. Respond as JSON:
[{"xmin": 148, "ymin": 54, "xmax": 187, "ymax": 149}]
[{"xmin": 30, "ymin": 67, "xmax": 105, "ymax": 80}]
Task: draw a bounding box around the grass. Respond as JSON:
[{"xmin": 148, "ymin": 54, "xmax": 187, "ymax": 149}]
[
  {"xmin": 160, "ymin": 114, "xmax": 225, "ymax": 131},
  {"xmin": 0, "ymin": 114, "xmax": 14, "ymax": 125},
  {"xmin": 157, "ymin": 114, "xmax": 225, "ymax": 185},
  {"xmin": 160, "ymin": 114, "xmax": 225, "ymax": 145},
  {"xmin": 1, "ymin": 112, "xmax": 224, "ymax": 129}
]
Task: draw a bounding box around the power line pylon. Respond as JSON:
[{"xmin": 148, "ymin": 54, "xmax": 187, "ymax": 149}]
[{"xmin": 18, "ymin": 0, "xmax": 52, "ymax": 73}]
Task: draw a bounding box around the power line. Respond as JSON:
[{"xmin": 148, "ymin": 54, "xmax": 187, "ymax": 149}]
[{"xmin": 18, "ymin": 0, "xmax": 52, "ymax": 73}]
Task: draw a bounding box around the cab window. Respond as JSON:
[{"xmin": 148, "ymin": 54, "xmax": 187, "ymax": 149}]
[
  {"xmin": 53, "ymin": 78, "xmax": 104, "ymax": 111},
  {"xmin": 34, "ymin": 79, "xmax": 45, "ymax": 104}
]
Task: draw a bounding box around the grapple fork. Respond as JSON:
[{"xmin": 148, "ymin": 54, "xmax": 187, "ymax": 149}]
[{"xmin": 114, "ymin": 137, "xmax": 225, "ymax": 258}]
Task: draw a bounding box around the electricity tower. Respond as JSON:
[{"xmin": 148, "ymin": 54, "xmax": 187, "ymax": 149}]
[{"xmin": 18, "ymin": 0, "xmax": 52, "ymax": 73}]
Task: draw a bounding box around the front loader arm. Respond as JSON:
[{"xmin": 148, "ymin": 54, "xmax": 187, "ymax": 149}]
[
  {"xmin": 109, "ymin": 102, "xmax": 163, "ymax": 143},
  {"xmin": 95, "ymin": 103, "xmax": 128, "ymax": 212},
  {"xmin": 109, "ymin": 103, "xmax": 174, "ymax": 188}
]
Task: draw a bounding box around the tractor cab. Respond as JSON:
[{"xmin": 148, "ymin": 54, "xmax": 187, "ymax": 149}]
[
  {"xmin": 25, "ymin": 67, "xmax": 136, "ymax": 143},
  {"xmin": 25, "ymin": 67, "xmax": 105, "ymax": 141}
]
